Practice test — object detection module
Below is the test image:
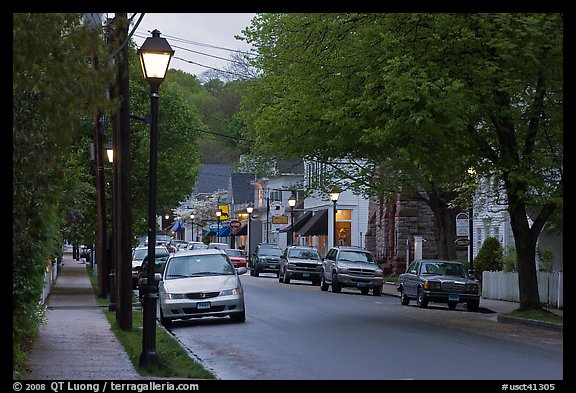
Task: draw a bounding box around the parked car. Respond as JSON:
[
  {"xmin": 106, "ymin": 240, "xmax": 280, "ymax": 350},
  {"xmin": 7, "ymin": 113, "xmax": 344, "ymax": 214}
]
[
  {"xmin": 207, "ymin": 242, "xmax": 228, "ymax": 251},
  {"xmin": 158, "ymin": 249, "xmax": 247, "ymax": 326},
  {"xmin": 80, "ymin": 245, "xmax": 92, "ymax": 262},
  {"xmin": 131, "ymin": 245, "xmax": 169, "ymax": 289},
  {"xmin": 250, "ymin": 243, "xmax": 283, "ymax": 277},
  {"xmin": 278, "ymin": 245, "xmax": 322, "ymax": 285},
  {"xmin": 187, "ymin": 241, "xmax": 208, "ymax": 250},
  {"xmin": 397, "ymin": 259, "xmax": 480, "ymax": 311},
  {"xmin": 225, "ymin": 249, "xmax": 247, "ymax": 268},
  {"xmin": 320, "ymin": 246, "xmax": 383, "ymax": 296},
  {"xmin": 137, "ymin": 254, "xmax": 170, "ymax": 298},
  {"xmin": 169, "ymin": 239, "xmax": 188, "ymax": 252}
]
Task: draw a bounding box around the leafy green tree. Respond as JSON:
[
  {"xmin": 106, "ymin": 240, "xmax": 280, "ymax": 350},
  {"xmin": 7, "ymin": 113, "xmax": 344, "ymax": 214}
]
[
  {"xmin": 13, "ymin": 13, "xmax": 111, "ymax": 378},
  {"xmin": 239, "ymin": 13, "xmax": 562, "ymax": 311}
]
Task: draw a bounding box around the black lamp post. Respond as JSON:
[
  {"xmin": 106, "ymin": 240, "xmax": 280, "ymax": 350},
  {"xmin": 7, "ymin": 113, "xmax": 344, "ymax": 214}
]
[
  {"xmin": 216, "ymin": 209, "xmax": 222, "ymax": 243},
  {"xmin": 288, "ymin": 194, "xmax": 296, "ymax": 246},
  {"xmin": 138, "ymin": 29, "xmax": 174, "ymax": 367},
  {"xmin": 190, "ymin": 213, "xmax": 195, "ymax": 242},
  {"xmin": 329, "ymin": 186, "xmax": 341, "ymax": 247}
]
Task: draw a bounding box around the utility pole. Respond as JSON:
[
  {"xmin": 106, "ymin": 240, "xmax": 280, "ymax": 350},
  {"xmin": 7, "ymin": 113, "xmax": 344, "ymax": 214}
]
[
  {"xmin": 109, "ymin": 13, "xmax": 132, "ymax": 330},
  {"xmin": 84, "ymin": 13, "xmax": 107, "ymax": 298}
]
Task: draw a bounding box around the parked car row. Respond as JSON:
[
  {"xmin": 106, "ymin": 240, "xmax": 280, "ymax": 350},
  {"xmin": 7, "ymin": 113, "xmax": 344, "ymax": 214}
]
[{"xmin": 248, "ymin": 243, "xmax": 481, "ymax": 311}]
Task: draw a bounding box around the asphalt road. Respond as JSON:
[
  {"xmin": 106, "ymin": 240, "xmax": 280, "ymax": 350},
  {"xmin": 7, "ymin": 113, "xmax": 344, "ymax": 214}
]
[{"xmin": 164, "ymin": 272, "xmax": 563, "ymax": 381}]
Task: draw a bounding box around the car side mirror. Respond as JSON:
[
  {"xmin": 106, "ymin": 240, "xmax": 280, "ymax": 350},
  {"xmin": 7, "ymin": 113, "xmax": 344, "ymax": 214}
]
[
  {"xmin": 155, "ymin": 273, "xmax": 162, "ymax": 282},
  {"xmin": 236, "ymin": 267, "xmax": 248, "ymax": 275}
]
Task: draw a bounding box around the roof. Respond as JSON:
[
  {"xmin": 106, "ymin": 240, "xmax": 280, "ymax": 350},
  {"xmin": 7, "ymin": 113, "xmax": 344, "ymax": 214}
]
[
  {"xmin": 230, "ymin": 173, "xmax": 255, "ymax": 204},
  {"xmin": 193, "ymin": 164, "xmax": 231, "ymax": 195}
]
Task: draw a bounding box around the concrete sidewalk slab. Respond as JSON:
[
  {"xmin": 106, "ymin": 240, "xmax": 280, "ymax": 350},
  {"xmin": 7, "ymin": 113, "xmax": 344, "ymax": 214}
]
[{"xmin": 23, "ymin": 255, "xmax": 143, "ymax": 380}]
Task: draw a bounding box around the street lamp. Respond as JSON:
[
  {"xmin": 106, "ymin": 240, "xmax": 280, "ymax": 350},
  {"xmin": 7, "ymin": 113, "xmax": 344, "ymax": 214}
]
[
  {"xmin": 329, "ymin": 186, "xmax": 341, "ymax": 247},
  {"xmin": 216, "ymin": 209, "xmax": 222, "ymax": 243},
  {"xmin": 138, "ymin": 29, "xmax": 174, "ymax": 367},
  {"xmin": 246, "ymin": 204, "xmax": 254, "ymax": 264},
  {"xmin": 288, "ymin": 194, "xmax": 297, "ymax": 246},
  {"xmin": 105, "ymin": 141, "xmax": 114, "ymax": 164}
]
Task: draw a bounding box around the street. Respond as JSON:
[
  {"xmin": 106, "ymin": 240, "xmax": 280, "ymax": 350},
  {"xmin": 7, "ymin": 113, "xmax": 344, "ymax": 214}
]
[{"xmin": 164, "ymin": 272, "xmax": 563, "ymax": 380}]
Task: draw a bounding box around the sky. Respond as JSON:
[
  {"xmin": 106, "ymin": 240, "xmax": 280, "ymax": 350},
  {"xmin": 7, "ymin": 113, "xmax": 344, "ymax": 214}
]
[{"xmin": 130, "ymin": 13, "xmax": 258, "ymax": 78}]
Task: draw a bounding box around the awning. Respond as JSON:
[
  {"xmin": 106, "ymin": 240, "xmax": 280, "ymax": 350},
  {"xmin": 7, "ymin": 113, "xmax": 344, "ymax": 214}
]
[
  {"xmin": 169, "ymin": 220, "xmax": 185, "ymax": 231},
  {"xmin": 218, "ymin": 226, "xmax": 231, "ymax": 237},
  {"xmin": 280, "ymin": 211, "xmax": 312, "ymax": 233},
  {"xmin": 297, "ymin": 209, "xmax": 328, "ymax": 236}
]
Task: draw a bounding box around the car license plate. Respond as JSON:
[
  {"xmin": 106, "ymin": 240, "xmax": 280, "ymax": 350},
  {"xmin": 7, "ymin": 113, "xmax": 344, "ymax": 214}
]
[
  {"xmin": 356, "ymin": 282, "xmax": 366, "ymax": 287},
  {"xmin": 197, "ymin": 301, "xmax": 211, "ymax": 310},
  {"xmin": 303, "ymin": 273, "xmax": 310, "ymax": 277},
  {"xmin": 269, "ymin": 264, "xmax": 276, "ymax": 269},
  {"xmin": 448, "ymin": 294, "xmax": 460, "ymax": 302}
]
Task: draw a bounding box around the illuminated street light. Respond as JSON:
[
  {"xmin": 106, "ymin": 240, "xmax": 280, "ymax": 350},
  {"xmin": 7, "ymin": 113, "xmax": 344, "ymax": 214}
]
[{"xmin": 137, "ymin": 29, "xmax": 174, "ymax": 367}]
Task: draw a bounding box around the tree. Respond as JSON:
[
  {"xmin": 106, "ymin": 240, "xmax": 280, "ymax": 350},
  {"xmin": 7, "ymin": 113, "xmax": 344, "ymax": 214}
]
[
  {"xmin": 13, "ymin": 13, "xmax": 111, "ymax": 378},
  {"xmin": 239, "ymin": 13, "xmax": 562, "ymax": 310}
]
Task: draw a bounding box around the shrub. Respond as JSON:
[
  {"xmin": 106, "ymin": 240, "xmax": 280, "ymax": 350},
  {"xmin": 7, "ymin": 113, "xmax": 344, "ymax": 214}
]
[
  {"xmin": 502, "ymin": 246, "xmax": 517, "ymax": 272},
  {"xmin": 474, "ymin": 237, "xmax": 503, "ymax": 280},
  {"xmin": 536, "ymin": 244, "xmax": 555, "ymax": 272}
]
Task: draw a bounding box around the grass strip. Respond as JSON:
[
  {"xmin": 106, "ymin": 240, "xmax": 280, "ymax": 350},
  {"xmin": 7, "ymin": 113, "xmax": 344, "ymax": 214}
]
[
  {"xmin": 87, "ymin": 264, "xmax": 216, "ymax": 379},
  {"xmin": 103, "ymin": 310, "xmax": 215, "ymax": 379}
]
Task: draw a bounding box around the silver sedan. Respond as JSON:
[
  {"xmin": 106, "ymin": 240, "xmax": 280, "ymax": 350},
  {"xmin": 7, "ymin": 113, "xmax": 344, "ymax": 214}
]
[{"xmin": 158, "ymin": 249, "xmax": 247, "ymax": 326}]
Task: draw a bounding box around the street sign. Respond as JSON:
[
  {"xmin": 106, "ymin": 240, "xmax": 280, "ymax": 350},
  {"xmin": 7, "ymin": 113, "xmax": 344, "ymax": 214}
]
[
  {"xmin": 456, "ymin": 212, "xmax": 469, "ymax": 237},
  {"xmin": 218, "ymin": 204, "xmax": 229, "ymax": 220},
  {"xmin": 269, "ymin": 201, "xmax": 285, "ymax": 216},
  {"xmin": 272, "ymin": 215, "xmax": 288, "ymax": 224},
  {"xmin": 455, "ymin": 238, "xmax": 471, "ymax": 247}
]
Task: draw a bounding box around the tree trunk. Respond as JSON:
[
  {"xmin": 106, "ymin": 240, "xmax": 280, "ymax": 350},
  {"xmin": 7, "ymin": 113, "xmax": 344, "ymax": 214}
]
[{"xmin": 508, "ymin": 203, "xmax": 541, "ymax": 310}]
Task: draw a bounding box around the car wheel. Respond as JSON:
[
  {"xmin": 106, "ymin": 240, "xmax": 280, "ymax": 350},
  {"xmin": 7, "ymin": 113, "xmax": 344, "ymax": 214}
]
[
  {"xmin": 254, "ymin": 268, "xmax": 260, "ymax": 277},
  {"xmin": 230, "ymin": 310, "xmax": 246, "ymax": 323},
  {"xmin": 416, "ymin": 288, "xmax": 428, "ymax": 308},
  {"xmin": 467, "ymin": 299, "xmax": 480, "ymax": 312},
  {"xmin": 331, "ymin": 273, "xmax": 341, "ymax": 293},
  {"xmin": 372, "ymin": 285, "xmax": 382, "ymax": 296},
  {"xmin": 284, "ymin": 271, "xmax": 291, "ymax": 284},
  {"xmin": 320, "ymin": 273, "xmax": 329, "ymax": 291},
  {"xmin": 360, "ymin": 288, "xmax": 370, "ymax": 295},
  {"xmin": 160, "ymin": 309, "xmax": 172, "ymax": 328},
  {"xmin": 400, "ymin": 289, "xmax": 410, "ymax": 305},
  {"xmin": 448, "ymin": 301, "xmax": 458, "ymax": 310}
]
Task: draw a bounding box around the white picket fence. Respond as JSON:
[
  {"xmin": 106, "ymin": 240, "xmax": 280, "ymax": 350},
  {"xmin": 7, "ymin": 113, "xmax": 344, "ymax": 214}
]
[{"xmin": 482, "ymin": 271, "xmax": 563, "ymax": 309}]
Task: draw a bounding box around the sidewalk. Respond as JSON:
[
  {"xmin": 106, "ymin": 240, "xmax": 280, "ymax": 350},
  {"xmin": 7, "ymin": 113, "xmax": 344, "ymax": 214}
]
[{"xmin": 23, "ymin": 254, "xmax": 143, "ymax": 380}]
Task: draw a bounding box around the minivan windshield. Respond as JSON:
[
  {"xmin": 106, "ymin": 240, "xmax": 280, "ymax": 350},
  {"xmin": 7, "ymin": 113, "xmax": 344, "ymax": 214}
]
[{"xmin": 165, "ymin": 254, "xmax": 235, "ymax": 279}]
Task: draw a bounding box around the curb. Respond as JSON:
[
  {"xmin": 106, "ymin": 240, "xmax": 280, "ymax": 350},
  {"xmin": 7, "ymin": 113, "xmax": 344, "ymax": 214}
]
[
  {"xmin": 496, "ymin": 314, "xmax": 563, "ymax": 332},
  {"xmin": 382, "ymin": 283, "xmax": 563, "ymax": 332}
]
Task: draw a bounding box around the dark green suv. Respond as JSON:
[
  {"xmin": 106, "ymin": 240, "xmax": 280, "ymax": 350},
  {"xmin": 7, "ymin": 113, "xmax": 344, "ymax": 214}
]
[{"xmin": 250, "ymin": 243, "xmax": 283, "ymax": 277}]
